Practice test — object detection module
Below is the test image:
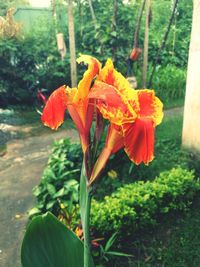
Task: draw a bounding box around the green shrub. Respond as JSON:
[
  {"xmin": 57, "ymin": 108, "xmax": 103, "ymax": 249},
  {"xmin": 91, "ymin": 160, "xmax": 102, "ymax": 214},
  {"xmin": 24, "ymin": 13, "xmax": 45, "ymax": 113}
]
[
  {"xmin": 30, "ymin": 139, "xmax": 200, "ymax": 239},
  {"xmin": 152, "ymin": 64, "xmax": 186, "ymax": 106},
  {"xmin": 0, "ymin": 19, "xmax": 70, "ymax": 105},
  {"xmin": 90, "ymin": 167, "xmax": 200, "ymax": 236},
  {"xmin": 29, "ymin": 139, "xmax": 82, "ymax": 218},
  {"xmin": 135, "ymin": 64, "xmax": 186, "ymax": 107}
]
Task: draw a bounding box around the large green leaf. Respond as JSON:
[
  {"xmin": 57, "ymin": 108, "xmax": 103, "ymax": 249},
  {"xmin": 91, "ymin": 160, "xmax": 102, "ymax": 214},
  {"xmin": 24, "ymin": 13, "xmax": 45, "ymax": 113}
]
[{"xmin": 21, "ymin": 212, "xmax": 85, "ymax": 267}]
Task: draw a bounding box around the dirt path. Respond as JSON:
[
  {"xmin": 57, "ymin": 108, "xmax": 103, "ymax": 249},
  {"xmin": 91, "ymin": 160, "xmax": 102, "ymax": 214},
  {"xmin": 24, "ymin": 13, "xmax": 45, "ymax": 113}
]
[{"xmin": 0, "ymin": 128, "xmax": 78, "ymax": 267}]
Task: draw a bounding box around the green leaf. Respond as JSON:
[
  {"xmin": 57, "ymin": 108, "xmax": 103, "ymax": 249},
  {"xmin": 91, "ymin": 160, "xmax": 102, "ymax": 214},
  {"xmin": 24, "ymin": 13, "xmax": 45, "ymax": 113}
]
[
  {"xmin": 21, "ymin": 212, "xmax": 85, "ymax": 267},
  {"xmin": 28, "ymin": 207, "xmax": 41, "ymax": 217},
  {"xmin": 46, "ymin": 200, "xmax": 55, "ymax": 210},
  {"xmin": 105, "ymin": 232, "xmax": 118, "ymax": 252},
  {"xmin": 106, "ymin": 251, "xmax": 133, "ymax": 257},
  {"xmin": 110, "ymin": 31, "xmax": 117, "ymax": 37},
  {"xmin": 33, "ymin": 186, "xmax": 43, "ymax": 197},
  {"xmin": 53, "ymin": 187, "xmax": 65, "ymax": 198},
  {"xmin": 46, "ymin": 184, "xmax": 56, "ymax": 195},
  {"xmin": 65, "ymin": 179, "xmax": 79, "ymax": 187}
]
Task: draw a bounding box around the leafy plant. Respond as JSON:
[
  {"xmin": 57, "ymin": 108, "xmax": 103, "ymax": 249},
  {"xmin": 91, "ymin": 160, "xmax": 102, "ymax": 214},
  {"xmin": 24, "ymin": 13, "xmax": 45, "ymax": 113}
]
[
  {"xmin": 91, "ymin": 167, "xmax": 200, "ymax": 237},
  {"xmin": 152, "ymin": 64, "xmax": 186, "ymax": 104},
  {"xmin": 21, "ymin": 212, "xmax": 94, "ymax": 267},
  {"xmin": 0, "ymin": 0, "xmax": 193, "ymax": 107},
  {"xmin": 94, "ymin": 232, "xmax": 132, "ymax": 266},
  {"xmin": 30, "ymin": 113, "xmax": 193, "ymax": 219},
  {"xmin": 29, "ymin": 138, "xmax": 82, "ymax": 227},
  {"xmin": 0, "ymin": 16, "xmax": 70, "ymax": 105}
]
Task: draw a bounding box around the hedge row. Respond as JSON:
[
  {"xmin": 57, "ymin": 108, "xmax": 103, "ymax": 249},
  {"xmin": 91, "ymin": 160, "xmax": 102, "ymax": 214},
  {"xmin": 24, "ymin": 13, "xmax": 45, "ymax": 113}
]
[{"xmin": 91, "ymin": 167, "xmax": 200, "ymax": 235}]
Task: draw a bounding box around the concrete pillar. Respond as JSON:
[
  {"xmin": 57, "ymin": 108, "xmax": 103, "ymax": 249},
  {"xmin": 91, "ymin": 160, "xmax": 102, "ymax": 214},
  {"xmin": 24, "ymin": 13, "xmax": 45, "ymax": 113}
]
[{"xmin": 182, "ymin": 0, "xmax": 200, "ymax": 152}]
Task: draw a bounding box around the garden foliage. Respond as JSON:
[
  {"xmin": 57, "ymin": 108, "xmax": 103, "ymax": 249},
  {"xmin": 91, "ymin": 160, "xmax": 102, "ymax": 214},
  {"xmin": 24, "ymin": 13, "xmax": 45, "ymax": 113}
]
[
  {"xmin": 91, "ymin": 167, "xmax": 200, "ymax": 236},
  {"xmin": 0, "ymin": 0, "xmax": 192, "ymax": 106},
  {"xmin": 30, "ymin": 139, "xmax": 200, "ymax": 238},
  {"xmin": 21, "ymin": 212, "xmax": 92, "ymax": 267},
  {"xmin": 30, "ymin": 113, "xmax": 191, "ymax": 219},
  {"xmin": 0, "ymin": 18, "xmax": 70, "ymax": 105},
  {"xmin": 29, "ymin": 139, "xmax": 82, "ymax": 221}
]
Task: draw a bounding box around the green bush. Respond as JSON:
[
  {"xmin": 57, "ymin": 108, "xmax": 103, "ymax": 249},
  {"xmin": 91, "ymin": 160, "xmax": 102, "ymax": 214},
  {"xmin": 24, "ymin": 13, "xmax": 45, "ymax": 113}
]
[
  {"xmin": 30, "ymin": 139, "xmax": 200, "ymax": 239},
  {"xmin": 29, "ymin": 139, "xmax": 82, "ymax": 218},
  {"xmin": 90, "ymin": 167, "xmax": 200, "ymax": 236},
  {"xmin": 152, "ymin": 64, "xmax": 186, "ymax": 105},
  {"xmin": 0, "ymin": 18, "xmax": 70, "ymax": 105}
]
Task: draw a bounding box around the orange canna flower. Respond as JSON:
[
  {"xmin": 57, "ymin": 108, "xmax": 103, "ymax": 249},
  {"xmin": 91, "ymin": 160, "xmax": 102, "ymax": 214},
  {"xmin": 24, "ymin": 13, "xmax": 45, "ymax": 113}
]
[
  {"xmin": 41, "ymin": 55, "xmax": 163, "ymax": 185},
  {"xmin": 41, "ymin": 55, "xmax": 101, "ymax": 153},
  {"xmin": 88, "ymin": 59, "xmax": 163, "ymax": 184}
]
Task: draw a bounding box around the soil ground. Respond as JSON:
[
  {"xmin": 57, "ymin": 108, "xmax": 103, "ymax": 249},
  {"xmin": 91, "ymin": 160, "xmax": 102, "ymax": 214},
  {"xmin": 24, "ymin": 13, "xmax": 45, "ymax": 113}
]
[{"xmin": 0, "ymin": 122, "xmax": 78, "ymax": 267}]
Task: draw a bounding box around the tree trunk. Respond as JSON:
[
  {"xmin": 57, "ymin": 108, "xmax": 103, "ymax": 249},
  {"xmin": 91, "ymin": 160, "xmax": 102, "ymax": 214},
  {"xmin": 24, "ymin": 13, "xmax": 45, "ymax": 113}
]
[
  {"xmin": 111, "ymin": 0, "xmax": 118, "ymax": 61},
  {"xmin": 148, "ymin": 0, "xmax": 179, "ymax": 88},
  {"xmin": 182, "ymin": 0, "xmax": 200, "ymax": 152},
  {"xmin": 88, "ymin": 0, "xmax": 97, "ymax": 29},
  {"xmin": 67, "ymin": 0, "xmax": 77, "ymax": 87},
  {"xmin": 142, "ymin": 0, "xmax": 151, "ymax": 88},
  {"xmin": 51, "ymin": 0, "xmax": 58, "ymax": 33},
  {"xmin": 133, "ymin": 0, "xmax": 146, "ymax": 48}
]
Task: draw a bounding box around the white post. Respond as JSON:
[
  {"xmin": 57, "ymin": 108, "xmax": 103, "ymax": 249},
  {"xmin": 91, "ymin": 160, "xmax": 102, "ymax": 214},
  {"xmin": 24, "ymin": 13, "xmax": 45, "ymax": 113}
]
[{"xmin": 182, "ymin": 0, "xmax": 200, "ymax": 151}]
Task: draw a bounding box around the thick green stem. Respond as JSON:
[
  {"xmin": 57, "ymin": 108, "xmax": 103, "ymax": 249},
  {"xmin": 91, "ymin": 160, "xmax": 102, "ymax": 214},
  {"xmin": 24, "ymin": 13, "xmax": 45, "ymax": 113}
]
[
  {"xmin": 80, "ymin": 163, "xmax": 93, "ymax": 267},
  {"xmin": 84, "ymin": 192, "xmax": 92, "ymax": 267}
]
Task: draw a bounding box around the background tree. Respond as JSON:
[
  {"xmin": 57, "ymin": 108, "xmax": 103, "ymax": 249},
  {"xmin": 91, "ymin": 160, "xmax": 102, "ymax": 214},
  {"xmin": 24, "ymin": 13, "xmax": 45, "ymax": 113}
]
[
  {"xmin": 142, "ymin": 0, "xmax": 151, "ymax": 88},
  {"xmin": 0, "ymin": 0, "xmax": 29, "ymax": 16},
  {"xmin": 67, "ymin": 0, "xmax": 77, "ymax": 87},
  {"xmin": 148, "ymin": 0, "xmax": 179, "ymax": 87},
  {"xmin": 0, "ymin": 0, "xmax": 193, "ymax": 106}
]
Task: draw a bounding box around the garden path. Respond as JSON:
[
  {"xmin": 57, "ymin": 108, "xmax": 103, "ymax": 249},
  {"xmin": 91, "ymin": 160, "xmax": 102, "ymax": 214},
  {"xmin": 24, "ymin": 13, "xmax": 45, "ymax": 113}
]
[
  {"xmin": 0, "ymin": 127, "xmax": 78, "ymax": 267},
  {"xmin": 0, "ymin": 106, "xmax": 183, "ymax": 267}
]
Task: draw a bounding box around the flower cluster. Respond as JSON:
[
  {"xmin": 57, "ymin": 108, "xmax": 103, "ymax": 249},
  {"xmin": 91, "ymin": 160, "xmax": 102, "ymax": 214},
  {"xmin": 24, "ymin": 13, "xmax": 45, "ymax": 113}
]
[{"xmin": 41, "ymin": 55, "xmax": 163, "ymax": 185}]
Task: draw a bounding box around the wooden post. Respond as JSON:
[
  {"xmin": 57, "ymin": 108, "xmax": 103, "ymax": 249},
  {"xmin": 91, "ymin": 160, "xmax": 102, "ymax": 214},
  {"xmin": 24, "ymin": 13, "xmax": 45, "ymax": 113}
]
[
  {"xmin": 67, "ymin": 0, "xmax": 77, "ymax": 87},
  {"xmin": 142, "ymin": 0, "xmax": 151, "ymax": 88},
  {"xmin": 182, "ymin": 0, "xmax": 200, "ymax": 152}
]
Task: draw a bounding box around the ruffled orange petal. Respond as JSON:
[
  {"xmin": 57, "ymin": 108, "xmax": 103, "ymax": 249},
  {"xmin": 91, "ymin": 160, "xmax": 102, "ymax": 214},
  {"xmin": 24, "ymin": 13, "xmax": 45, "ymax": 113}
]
[
  {"xmin": 122, "ymin": 119, "xmax": 154, "ymax": 165},
  {"xmin": 97, "ymin": 59, "xmax": 139, "ymax": 117},
  {"xmin": 98, "ymin": 58, "xmax": 132, "ymax": 95},
  {"xmin": 41, "ymin": 85, "xmax": 68, "ymax": 130},
  {"xmin": 89, "ymin": 81, "xmax": 135, "ymax": 125},
  {"xmin": 137, "ymin": 89, "xmax": 163, "ymax": 126}
]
